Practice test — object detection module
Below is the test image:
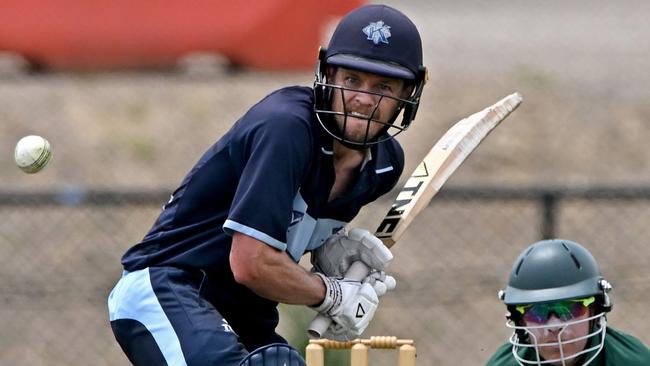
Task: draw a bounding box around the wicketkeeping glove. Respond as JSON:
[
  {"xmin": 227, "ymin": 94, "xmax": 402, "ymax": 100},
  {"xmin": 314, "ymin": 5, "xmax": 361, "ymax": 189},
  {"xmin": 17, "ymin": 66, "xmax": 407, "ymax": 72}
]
[
  {"xmin": 311, "ymin": 228, "xmax": 393, "ymax": 277},
  {"xmin": 311, "ymin": 273, "xmax": 379, "ymax": 341}
]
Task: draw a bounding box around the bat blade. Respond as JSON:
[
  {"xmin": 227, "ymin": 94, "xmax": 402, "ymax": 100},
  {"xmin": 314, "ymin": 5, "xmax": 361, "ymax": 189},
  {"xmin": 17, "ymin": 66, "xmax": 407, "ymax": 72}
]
[{"xmin": 375, "ymin": 92, "xmax": 523, "ymax": 247}]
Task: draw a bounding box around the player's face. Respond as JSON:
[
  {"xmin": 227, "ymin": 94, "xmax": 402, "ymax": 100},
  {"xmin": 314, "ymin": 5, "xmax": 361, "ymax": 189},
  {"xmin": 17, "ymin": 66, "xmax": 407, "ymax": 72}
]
[
  {"xmin": 328, "ymin": 67, "xmax": 410, "ymax": 144},
  {"xmin": 524, "ymin": 311, "xmax": 591, "ymax": 365}
]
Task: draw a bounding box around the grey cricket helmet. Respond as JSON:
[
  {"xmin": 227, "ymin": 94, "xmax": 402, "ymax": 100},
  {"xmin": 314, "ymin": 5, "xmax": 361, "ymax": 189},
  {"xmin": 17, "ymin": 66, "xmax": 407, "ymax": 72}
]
[{"xmin": 501, "ymin": 239, "xmax": 606, "ymax": 305}]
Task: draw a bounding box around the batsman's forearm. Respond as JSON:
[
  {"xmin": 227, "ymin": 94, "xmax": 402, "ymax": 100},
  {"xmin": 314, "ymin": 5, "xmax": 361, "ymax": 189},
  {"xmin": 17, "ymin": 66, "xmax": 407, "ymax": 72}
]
[
  {"xmin": 230, "ymin": 232, "xmax": 326, "ymax": 305},
  {"xmin": 241, "ymin": 261, "xmax": 326, "ymax": 305}
]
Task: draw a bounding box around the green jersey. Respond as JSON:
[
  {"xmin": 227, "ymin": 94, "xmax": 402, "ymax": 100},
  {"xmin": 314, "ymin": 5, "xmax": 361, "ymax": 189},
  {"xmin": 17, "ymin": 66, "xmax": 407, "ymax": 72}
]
[{"xmin": 486, "ymin": 326, "xmax": 650, "ymax": 365}]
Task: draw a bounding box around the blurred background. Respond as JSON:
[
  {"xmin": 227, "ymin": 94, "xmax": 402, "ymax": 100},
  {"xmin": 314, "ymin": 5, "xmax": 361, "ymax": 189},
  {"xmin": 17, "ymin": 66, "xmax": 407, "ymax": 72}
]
[{"xmin": 1, "ymin": 0, "xmax": 649, "ymax": 365}]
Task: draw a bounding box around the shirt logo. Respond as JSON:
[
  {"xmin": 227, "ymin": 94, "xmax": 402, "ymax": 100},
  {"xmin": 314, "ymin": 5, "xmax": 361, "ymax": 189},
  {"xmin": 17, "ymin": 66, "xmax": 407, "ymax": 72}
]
[
  {"xmin": 221, "ymin": 319, "xmax": 234, "ymax": 333},
  {"xmin": 363, "ymin": 21, "xmax": 391, "ymax": 45}
]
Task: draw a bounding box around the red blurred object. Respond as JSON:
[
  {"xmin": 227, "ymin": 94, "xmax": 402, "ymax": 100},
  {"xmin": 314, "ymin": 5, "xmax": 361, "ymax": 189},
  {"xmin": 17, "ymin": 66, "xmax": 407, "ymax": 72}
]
[{"xmin": 0, "ymin": 0, "xmax": 365, "ymax": 71}]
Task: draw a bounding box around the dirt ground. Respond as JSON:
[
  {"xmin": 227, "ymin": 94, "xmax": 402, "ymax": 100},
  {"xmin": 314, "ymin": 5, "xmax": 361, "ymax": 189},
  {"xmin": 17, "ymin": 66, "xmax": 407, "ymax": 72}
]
[{"xmin": 1, "ymin": 1, "xmax": 649, "ymax": 365}]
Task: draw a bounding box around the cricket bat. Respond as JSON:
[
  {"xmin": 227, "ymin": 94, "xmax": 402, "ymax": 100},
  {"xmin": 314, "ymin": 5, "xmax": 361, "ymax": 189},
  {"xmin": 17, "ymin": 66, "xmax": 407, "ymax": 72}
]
[{"xmin": 307, "ymin": 92, "xmax": 523, "ymax": 338}]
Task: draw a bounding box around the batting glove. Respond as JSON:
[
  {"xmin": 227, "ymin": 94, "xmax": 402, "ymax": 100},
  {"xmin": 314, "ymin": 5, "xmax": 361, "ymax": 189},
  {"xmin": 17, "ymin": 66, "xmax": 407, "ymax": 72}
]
[
  {"xmin": 311, "ymin": 228, "xmax": 393, "ymax": 277},
  {"xmin": 311, "ymin": 273, "xmax": 379, "ymax": 341},
  {"xmin": 363, "ymin": 270, "xmax": 397, "ymax": 297}
]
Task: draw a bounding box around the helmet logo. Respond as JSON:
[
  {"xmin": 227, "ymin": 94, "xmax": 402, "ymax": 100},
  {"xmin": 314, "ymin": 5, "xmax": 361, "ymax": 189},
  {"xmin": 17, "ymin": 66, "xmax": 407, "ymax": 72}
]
[{"xmin": 362, "ymin": 21, "xmax": 391, "ymax": 45}]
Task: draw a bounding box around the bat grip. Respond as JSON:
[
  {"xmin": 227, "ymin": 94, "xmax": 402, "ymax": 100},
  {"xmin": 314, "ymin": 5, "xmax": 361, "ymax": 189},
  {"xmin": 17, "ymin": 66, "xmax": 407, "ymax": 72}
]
[{"xmin": 307, "ymin": 261, "xmax": 371, "ymax": 339}]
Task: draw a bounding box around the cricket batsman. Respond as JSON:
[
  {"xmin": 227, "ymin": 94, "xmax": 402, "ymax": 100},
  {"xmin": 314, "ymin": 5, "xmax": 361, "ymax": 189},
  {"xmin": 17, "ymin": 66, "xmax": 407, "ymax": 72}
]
[{"xmin": 107, "ymin": 4, "xmax": 427, "ymax": 365}]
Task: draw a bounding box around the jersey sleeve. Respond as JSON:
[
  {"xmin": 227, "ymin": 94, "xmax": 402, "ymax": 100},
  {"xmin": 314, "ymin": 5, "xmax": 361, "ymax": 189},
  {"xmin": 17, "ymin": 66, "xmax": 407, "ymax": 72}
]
[{"xmin": 223, "ymin": 113, "xmax": 313, "ymax": 251}]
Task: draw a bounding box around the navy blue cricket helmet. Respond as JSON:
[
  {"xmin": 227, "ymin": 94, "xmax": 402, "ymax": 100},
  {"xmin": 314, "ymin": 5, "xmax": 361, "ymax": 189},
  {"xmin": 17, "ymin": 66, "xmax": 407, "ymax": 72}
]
[{"xmin": 314, "ymin": 4, "xmax": 427, "ymax": 147}]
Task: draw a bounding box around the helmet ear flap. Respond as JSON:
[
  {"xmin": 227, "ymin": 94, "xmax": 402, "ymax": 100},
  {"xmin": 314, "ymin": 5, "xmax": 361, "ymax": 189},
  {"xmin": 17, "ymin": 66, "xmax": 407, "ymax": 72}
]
[
  {"xmin": 400, "ymin": 66, "xmax": 427, "ymax": 128},
  {"xmin": 401, "ymin": 103, "xmax": 415, "ymax": 129},
  {"xmin": 505, "ymin": 305, "xmax": 530, "ymax": 343},
  {"xmin": 317, "ymin": 47, "xmax": 327, "ymax": 74},
  {"xmin": 314, "ymin": 47, "xmax": 332, "ymax": 110}
]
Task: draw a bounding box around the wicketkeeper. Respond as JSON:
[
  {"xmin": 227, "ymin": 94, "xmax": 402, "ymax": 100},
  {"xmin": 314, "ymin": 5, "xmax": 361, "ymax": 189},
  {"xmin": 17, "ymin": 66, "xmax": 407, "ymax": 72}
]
[{"xmin": 487, "ymin": 239, "xmax": 650, "ymax": 365}]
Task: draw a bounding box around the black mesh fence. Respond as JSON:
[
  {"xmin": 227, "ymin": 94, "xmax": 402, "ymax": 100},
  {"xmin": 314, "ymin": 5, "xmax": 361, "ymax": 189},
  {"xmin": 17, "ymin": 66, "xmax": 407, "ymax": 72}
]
[{"xmin": 1, "ymin": 187, "xmax": 648, "ymax": 366}]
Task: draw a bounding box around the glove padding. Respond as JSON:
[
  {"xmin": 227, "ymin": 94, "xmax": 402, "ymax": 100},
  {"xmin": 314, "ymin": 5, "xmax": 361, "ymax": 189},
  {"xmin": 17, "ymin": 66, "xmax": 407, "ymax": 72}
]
[
  {"xmin": 363, "ymin": 270, "xmax": 397, "ymax": 297},
  {"xmin": 311, "ymin": 273, "xmax": 379, "ymax": 341},
  {"xmin": 311, "ymin": 228, "xmax": 393, "ymax": 277},
  {"xmin": 321, "ymin": 271, "xmax": 396, "ymax": 340}
]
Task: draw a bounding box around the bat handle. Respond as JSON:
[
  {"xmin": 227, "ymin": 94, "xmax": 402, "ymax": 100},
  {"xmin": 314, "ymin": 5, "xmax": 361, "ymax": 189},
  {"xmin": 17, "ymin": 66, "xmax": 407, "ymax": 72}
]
[{"xmin": 307, "ymin": 261, "xmax": 371, "ymax": 339}]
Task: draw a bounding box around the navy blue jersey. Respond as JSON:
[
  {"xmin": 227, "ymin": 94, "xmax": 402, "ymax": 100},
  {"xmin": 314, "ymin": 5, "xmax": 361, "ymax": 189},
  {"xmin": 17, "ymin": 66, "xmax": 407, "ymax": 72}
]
[{"xmin": 120, "ymin": 86, "xmax": 404, "ymax": 342}]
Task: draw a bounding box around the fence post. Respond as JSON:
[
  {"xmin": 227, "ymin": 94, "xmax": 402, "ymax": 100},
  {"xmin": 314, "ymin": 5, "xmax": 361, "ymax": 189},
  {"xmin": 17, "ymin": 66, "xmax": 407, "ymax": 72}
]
[{"xmin": 540, "ymin": 191, "xmax": 557, "ymax": 239}]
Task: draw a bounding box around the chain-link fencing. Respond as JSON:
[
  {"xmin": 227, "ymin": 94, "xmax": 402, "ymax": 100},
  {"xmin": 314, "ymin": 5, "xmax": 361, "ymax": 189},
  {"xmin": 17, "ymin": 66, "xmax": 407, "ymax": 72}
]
[{"xmin": 0, "ymin": 189, "xmax": 648, "ymax": 365}]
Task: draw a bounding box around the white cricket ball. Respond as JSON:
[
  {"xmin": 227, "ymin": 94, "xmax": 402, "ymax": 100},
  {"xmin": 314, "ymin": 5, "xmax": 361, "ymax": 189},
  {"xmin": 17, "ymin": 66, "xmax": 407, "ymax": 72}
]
[{"xmin": 14, "ymin": 135, "xmax": 53, "ymax": 174}]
